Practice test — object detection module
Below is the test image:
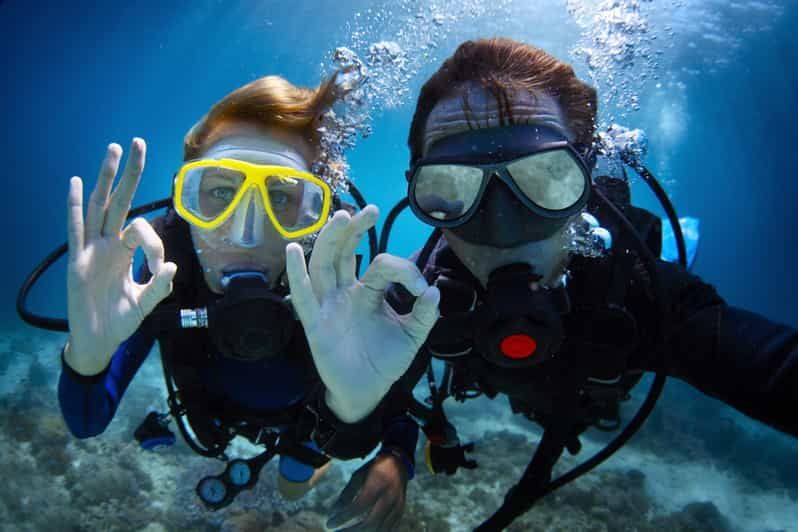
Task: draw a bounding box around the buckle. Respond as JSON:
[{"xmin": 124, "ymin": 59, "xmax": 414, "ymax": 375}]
[
  {"xmin": 167, "ymin": 395, "xmax": 187, "ymax": 417},
  {"xmin": 305, "ymin": 404, "xmax": 337, "ymax": 451},
  {"xmin": 254, "ymin": 427, "xmax": 278, "ymax": 447}
]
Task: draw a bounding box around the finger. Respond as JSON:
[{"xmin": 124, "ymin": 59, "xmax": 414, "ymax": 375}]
[
  {"xmin": 122, "ymin": 218, "xmax": 174, "ymax": 318},
  {"xmin": 335, "ymin": 205, "xmax": 378, "ymax": 287},
  {"xmin": 327, "ymin": 468, "xmax": 369, "ymax": 529},
  {"xmin": 122, "ymin": 218, "xmax": 164, "ymax": 272},
  {"xmin": 67, "ymin": 177, "xmax": 85, "ymax": 257},
  {"xmin": 337, "ymin": 520, "xmax": 373, "ymax": 532},
  {"xmin": 399, "ymin": 285, "xmax": 440, "ymax": 347},
  {"xmin": 104, "ymin": 138, "xmax": 145, "ymax": 236},
  {"xmin": 86, "ymin": 143, "xmax": 122, "ymax": 242},
  {"xmin": 138, "ymin": 261, "xmax": 178, "ymax": 317},
  {"xmin": 329, "ymin": 496, "xmax": 375, "ymax": 531},
  {"xmin": 285, "ymin": 242, "xmax": 319, "ymax": 326},
  {"xmin": 381, "ymin": 502, "xmax": 404, "ymax": 531},
  {"xmin": 361, "ymin": 495, "xmax": 394, "ymax": 531},
  {"xmin": 330, "ymin": 465, "xmax": 367, "ymax": 509},
  {"xmin": 338, "ymin": 494, "xmax": 391, "ymax": 532},
  {"xmin": 308, "ymin": 210, "xmax": 350, "ymax": 298},
  {"xmin": 358, "ymin": 254, "xmax": 429, "ymax": 310}
]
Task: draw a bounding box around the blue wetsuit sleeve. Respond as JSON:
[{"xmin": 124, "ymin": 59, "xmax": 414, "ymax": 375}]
[
  {"xmin": 58, "ymin": 330, "xmax": 155, "ymax": 438},
  {"xmin": 57, "ymin": 264, "xmax": 156, "ymax": 438},
  {"xmin": 646, "ymin": 261, "xmax": 798, "ymax": 437},
  {"xmin": 279, "ymin": 441, "xmax": 321, "ymax": 483}
]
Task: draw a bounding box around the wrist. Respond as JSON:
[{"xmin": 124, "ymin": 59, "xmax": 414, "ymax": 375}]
[
  {"xmin": 378, "ymin": 444, "xmax": 415, "ymax": 480},
  {"xmin": 63, "ymin": 338, "xmax": 110, "ymax": 376},
  {"xmin": 324, "ymin": 389, "xmax": 380, "ymax": 424}
]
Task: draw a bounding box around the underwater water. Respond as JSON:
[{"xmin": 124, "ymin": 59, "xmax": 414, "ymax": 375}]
[{"xmin": 2, "ymin": 0, "xmax": 797, "ymax": 530}]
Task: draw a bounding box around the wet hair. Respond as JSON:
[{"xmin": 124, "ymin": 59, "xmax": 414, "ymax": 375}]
[
  {"xmin": 183, "ymin": 75, "xmax": 338, "ymax": 161},
  {"xmin": 408, "ymin": 37, "xmax": 597, "ymax": 165}
]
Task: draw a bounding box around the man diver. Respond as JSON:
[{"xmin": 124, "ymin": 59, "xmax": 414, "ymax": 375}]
[
  {"xmin": 57, "ymin": 73, "xmax": 439, "ymax": 529},
  {"xmin": 385, "ymin": 37, "xmax": 798, "ymax": 530}
]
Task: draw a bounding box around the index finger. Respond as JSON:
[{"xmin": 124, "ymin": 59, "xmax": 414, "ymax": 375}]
[
  {"xmin": 336, "ymin": 205, "xmax": 379, "ymax": 286},
  {"xmin": 285, "ymin": 242, "xmax": 320, "ymax": 326},
  {"xmin": 308, "ymin": 210, "xmax": 350, "ymax": 297},
  {"xmin": 358, "ymin": 254, "xmax": 428, "ymax": 310}
]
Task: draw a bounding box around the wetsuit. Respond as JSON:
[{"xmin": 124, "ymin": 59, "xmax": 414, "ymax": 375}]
[{"xmin": 411, "ymin": 236, "xmax": 798, "ymax": 438}]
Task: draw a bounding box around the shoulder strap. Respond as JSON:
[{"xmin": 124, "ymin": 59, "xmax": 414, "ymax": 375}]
[{"xmin": 475, "ymin": 370, "xmax": 583, "ymax": 531}]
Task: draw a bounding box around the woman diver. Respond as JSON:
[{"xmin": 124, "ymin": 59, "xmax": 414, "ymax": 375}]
[{"xmin": 58, "ymin": 72, "xmax": 439, "ymax": 530}]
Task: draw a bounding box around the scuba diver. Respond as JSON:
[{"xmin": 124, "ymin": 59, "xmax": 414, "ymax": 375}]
[
  {"xmin": 43, "ymin": 73, "xmax": 440, "ymax": 529},
  {"xmin": 376, "ymin": 38, "xmax": 798, "ymax": 530}
]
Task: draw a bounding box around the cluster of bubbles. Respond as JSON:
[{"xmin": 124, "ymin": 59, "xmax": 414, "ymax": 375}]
[
  {"xmin": 311, "ymin": 55, "xmax": 368, "ymax": 197},
  {"xmin": 306, "ymin": 1, "xmax": 666, "ymax": 261},
  {"xmin": 597, "ymin": 122, "xmax": 649, "ymax": 171},
  {"xmin": 566, "ymin": 211, "xmax": 613, "ymax": 259},
  {"xmin": 311, "ymin": 0, "xmax": 511, "ymax": 196},
  {"xmin": 560, "ymin": 0, "xmax": 662, "ymax": 258},
  {"xmin": 566, "ymin": 0, "xmax": 666, "ymax": 120},
  {"xmin": 564, "ymin": 123, "xmax": 648, "ymax": 259}
]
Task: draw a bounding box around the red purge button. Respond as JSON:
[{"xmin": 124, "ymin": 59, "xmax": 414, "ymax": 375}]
[{"xmin": 500, "ymin": 334, "xmax": 538, "ymax": 359}]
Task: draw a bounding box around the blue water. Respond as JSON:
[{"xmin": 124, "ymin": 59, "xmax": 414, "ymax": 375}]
[{"xmin": 2, "ymin": 1, "xmax": 797, "ymax": 530}]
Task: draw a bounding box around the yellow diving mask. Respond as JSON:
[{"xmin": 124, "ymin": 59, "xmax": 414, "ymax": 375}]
[{"xmin": 173, "ymin": 158, "xmax": 332, "ymax": 239}]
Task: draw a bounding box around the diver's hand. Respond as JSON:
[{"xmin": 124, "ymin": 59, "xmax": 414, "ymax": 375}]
[
  {"xmin": 65, "ymin": 139, "xmax": 177, "ymax": 375},
  {"xmin": 285, "ymin": 207, "xmax": 439, "ymax": 423},
  {"xmin": 326, "ymin": 452, "xmax": 409, "ymax": 531}
]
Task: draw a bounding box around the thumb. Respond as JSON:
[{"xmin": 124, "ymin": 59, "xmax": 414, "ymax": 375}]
[
  {"xmin": 327, "ymin": 465, "xmax": 370, "ymax": 529},
  {"xmin": 138, "ymin": 261, "xmax": 177, "ymax": 317}
]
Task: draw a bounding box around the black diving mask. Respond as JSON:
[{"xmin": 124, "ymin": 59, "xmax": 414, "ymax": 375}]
[{"xmin": 408, "ymin": 125, "xmax": 591, "ymax": 247}]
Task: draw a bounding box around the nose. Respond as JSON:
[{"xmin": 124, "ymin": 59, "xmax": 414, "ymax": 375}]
[
  {"xmin": 226, "ymin": 187, "xmax": 266, "ymax": 248},
  {"xmin": 479, "ymin": 175, "xmax": 530, "ymax": 237},
  {"xmin": 451, "ymin": 173, "xmax": 565, "ymax": 247}
]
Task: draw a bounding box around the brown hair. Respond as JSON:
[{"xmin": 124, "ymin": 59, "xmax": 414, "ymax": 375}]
[
  {"xmin": 408, "ymin": 37, "xmax": 597, "ymax": 164},
  {"xmin": 183, "ymin": 75, "xmax": 338, "ymax": 161}
]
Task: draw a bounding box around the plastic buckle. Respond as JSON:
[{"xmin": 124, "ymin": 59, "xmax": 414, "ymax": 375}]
[
  {"xmin": 167, "ymin": 395, "xmax": 187, "ymax": 417},
  {"xmin": 305, "ymin": 404, "xmax": 336, "ymax": 451},
  {"xmin": 254, "ymin": 427, "xmax": 279, "ymax": 447}
]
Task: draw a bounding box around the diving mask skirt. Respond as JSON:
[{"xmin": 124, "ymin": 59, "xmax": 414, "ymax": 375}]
[
  {"xmin": 408, "ymin": 125, "xmax": 591, "ymax": 247},
  {"xmin": 174, "ymin": 147, "xmax": 331, "ymax": 240}
]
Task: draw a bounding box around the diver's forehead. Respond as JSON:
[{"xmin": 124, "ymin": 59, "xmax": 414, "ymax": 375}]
[
  {"xmin": 201, "ymin": 128, "xmax": 311, "ymax": 171},
  {"xmin": 422, "ymin": 82, "xmax": 574, "ymax": 157}
]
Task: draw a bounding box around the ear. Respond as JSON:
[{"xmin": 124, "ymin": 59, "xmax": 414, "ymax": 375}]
[{"xmin": 405, "ymin": 169, "xmax": 412, "ymax": 182}]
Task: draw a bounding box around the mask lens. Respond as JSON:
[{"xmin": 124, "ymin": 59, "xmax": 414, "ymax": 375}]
[
  {"xmin": 413, "ymin": 164, "xmax": 483, "ymax": 221},
  {"xmin": 506, "ymin": 150, "xmax": 586, "ymax": 211},
  {"xmin": 265, "ymin": 174, "xmax": 325, "ymax": 233},
  {"xmin": 182, "ymin": 166, "xmax": 246, "ymax": 222}
]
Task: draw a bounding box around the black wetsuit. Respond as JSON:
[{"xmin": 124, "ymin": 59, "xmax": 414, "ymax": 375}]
[{"xmin": 407, "ymin": 235, "xmax": 798, "ymax": 438}]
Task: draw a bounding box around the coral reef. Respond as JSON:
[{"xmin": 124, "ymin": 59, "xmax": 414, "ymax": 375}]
[{"xmin": 0, "ymin": 328, "xmax": 795, "ymax": 531}]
